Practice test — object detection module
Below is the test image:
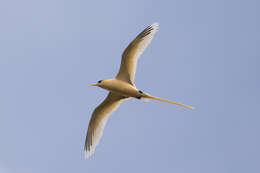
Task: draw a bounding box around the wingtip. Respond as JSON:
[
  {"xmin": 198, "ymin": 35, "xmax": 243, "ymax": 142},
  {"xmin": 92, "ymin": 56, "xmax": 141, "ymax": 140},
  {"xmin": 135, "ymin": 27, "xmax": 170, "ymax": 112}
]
[
  {"xmin": 152, "ymin": 22, "xmax": 159, "ymax": 26},
  {"xmin": 151, "ymin": 22, "xmax": 159, "ymax": 30},
  {"xmin": 84, "ymin": 149, "xmax": 91, "ymax": 159}
]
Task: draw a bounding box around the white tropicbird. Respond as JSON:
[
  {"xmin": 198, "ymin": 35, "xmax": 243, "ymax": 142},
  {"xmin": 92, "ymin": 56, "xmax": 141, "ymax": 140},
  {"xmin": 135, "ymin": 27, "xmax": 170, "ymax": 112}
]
[{"xmin": 85, "ymin": 23, "xmax": 194, "ymax": 158}]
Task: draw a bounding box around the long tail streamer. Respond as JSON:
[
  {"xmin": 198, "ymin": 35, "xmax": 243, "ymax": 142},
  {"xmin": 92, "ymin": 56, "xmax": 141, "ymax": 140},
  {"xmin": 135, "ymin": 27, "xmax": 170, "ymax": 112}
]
[{"xmin": 143, "ymin": 94, "xmax": 194, "ymax": 109}]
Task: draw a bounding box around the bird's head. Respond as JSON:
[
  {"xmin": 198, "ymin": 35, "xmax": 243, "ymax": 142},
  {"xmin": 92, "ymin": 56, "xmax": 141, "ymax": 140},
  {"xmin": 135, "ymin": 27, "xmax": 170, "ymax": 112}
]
[{"xmin": 89, "ymin": 80, "xmax": 103, "ymax": 87}]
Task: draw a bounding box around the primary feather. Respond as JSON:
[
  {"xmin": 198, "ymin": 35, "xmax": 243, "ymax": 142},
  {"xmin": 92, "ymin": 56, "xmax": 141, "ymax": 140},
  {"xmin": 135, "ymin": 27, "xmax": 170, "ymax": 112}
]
[
  {"xmin": 116, "ymin": 23, "xmax": 158, "ymax": 85},
  {"xmin": 84, "ymin": 92, "xmax": 125, "ymax": 158}
]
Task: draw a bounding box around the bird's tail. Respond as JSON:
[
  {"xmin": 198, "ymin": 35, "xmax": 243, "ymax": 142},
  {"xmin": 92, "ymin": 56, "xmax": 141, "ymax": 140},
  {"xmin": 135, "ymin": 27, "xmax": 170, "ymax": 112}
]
[{"xmin": 142, "ymin": 93, "xmax": 194, "ymax": 109}]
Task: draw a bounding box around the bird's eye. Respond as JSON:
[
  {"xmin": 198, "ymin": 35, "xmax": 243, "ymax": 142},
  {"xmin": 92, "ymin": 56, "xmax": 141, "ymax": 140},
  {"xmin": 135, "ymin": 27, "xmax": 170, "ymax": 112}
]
[{"xmin": 98, "ymin": 80, "xmax": 103, "ymax": 83}]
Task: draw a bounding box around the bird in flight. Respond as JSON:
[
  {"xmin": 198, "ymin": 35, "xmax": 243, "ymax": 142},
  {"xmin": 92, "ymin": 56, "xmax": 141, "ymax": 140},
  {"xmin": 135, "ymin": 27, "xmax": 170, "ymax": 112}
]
[{"xmin": 85, "ymin": 23, "xmax": 194, "ymax": 158}]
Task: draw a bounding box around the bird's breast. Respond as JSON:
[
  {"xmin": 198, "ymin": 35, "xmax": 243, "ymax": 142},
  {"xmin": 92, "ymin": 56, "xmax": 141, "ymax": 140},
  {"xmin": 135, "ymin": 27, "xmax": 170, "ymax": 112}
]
[{"xmin": 102, "ymin": 79, "xmax": 140, "ymax": 98}]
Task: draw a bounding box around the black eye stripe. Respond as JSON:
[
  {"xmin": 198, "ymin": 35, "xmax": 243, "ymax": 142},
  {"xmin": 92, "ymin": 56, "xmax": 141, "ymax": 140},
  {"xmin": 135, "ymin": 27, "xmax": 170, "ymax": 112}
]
[{"xmin": 98, "ymin": 80, "xmax": 103, "ymax": 83}]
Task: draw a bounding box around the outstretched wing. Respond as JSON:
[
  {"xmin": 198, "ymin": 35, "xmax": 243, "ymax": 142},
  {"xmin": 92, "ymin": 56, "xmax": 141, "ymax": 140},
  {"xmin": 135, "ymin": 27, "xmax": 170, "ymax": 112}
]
[
  {"xmin": 116, "ymin": 23, "xmax": 158, "ymax": 85},
  {"xmin": 85, "ymin": 92, "xmax": 125, "ymax": 158}
]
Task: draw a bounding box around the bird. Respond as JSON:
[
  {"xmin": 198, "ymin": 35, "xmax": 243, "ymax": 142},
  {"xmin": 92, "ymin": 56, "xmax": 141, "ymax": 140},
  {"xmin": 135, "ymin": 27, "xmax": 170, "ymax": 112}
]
[{"xmin": 85, "ymin": 23, "xmax": 194, "ymax": 158}]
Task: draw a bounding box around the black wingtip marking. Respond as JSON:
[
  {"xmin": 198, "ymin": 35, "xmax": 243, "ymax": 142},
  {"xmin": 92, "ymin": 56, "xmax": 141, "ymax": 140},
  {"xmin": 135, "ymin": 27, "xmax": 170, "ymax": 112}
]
[{"xmin": 138, "ymin": 24, "xmax": 156, "ymax": 39}]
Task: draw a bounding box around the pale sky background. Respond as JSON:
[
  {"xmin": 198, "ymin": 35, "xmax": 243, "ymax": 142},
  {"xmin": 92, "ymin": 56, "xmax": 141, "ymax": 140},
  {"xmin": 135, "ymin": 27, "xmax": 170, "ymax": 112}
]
[{"xmin": 0, "ymin": 0, "xmax": 259, "ymax": 173}]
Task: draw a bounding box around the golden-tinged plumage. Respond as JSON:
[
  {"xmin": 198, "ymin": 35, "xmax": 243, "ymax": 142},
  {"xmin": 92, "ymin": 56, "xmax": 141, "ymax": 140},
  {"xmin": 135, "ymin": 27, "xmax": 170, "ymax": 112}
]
[
  {"xmin": 116, "ymin": 23, "xmax": 158, "ymax": 85},
  {"xmin": 85, "ymin": 23, "xmax": 193, "ymax": 158},
  {"xmin": 85, "ymin": 92, "xmax": 125, "ymax": 158}
]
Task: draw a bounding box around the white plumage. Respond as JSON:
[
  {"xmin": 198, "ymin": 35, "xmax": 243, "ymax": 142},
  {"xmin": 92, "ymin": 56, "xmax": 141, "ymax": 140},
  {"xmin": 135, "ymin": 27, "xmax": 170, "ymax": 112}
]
[
  {"xmin": 85, "ymin": 23, "xmax": 193, "ymax": 158},
  {"xmin": 116, "ymin": 23, "xmax": 158, "ymax": 85}
]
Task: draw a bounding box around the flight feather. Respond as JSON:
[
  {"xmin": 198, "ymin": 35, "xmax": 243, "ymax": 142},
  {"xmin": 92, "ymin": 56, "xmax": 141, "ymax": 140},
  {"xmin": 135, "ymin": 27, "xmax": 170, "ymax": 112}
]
[
  {"xmin": 84, "ymin": 92, "xmax": 125, "ymax": 158},
  {"xmin": 116, "ymin": 23, "xmax": 159, "ymax": 85}
]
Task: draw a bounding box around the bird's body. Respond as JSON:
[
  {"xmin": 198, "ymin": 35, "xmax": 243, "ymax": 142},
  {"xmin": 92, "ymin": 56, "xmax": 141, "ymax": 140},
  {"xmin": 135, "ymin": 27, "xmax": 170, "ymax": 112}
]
[
  {"xmin": 96, "ymin": 78, "xmax": 141, "ymax": 98},
  {"xmin": 85, "ymin": 23, "xmax": 193, "ymax": 158}
]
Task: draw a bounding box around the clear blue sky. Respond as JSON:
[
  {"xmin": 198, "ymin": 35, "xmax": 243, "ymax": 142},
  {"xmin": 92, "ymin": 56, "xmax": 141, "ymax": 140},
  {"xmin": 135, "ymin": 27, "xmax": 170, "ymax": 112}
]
[{"xmin": 0, "ymin": 0, "xmax": 259, "ymax": 173}]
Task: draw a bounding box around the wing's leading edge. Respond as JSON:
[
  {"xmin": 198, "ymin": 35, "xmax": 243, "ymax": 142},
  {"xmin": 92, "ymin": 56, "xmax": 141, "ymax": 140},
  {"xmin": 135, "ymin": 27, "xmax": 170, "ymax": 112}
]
[
  {"xmin": 116, "ymin": 23, "xmax": 158, "ymax": 85},
  {"xmin": 84, "ymin": 92, "xmax": 125, "ymax": 158}
]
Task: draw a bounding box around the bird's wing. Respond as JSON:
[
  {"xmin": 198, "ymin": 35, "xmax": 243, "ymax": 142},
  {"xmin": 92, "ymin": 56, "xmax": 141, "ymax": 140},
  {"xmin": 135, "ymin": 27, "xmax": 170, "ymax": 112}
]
[
  {"xmin": 116, "ymin": 23, "xmax": 158, "ymax": 85},
  {"xmin": 84, "ymin": 92, "xmax": 125, "ymax": 158}
]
